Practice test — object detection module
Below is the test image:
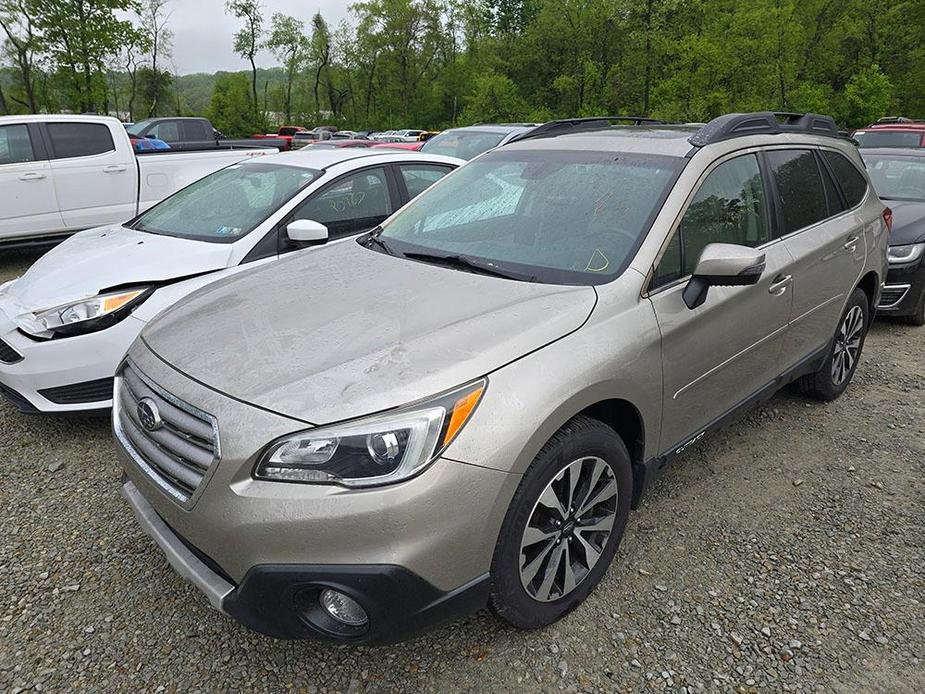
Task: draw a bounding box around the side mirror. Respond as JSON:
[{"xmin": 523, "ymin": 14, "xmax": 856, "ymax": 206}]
[
  {"xmin": 287, "ymin": 219, "xmax": 328, "ymax": 245},
  {"xmin": 682, "ymin": 243, "xmax": 766, "ymax": 310}
]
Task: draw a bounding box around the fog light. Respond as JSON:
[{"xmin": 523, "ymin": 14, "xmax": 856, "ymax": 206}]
[{"xmin": 319, "ymin": 589, "xmax": 368, "ymax": 627}]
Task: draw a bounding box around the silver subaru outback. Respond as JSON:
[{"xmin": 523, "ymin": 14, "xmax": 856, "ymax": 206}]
[{"xmin": 115, "ymin": 112, "xmax": 889, "ymax": 643}]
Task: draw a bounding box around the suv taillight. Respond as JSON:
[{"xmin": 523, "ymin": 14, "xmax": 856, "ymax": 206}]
[{"xmin": 883, "ymin": 207, "xmax": 893, "ymax": 233}]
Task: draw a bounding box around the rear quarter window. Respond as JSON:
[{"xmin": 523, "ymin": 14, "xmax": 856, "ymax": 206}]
[
  {"xmin": 47, "ymin": 123, "xmax": 115, "ymax": 159},
  {"xmin": 822, "ymin": 150, "xmax": 869, "ymax": 208}
]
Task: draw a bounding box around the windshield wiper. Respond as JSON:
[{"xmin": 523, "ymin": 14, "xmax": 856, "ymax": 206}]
[
  {"xmin": 361, "ymin": 227, "xmax": 393, "ymax": 255},
  {"xmin": 401, "ymin": 251, "xmax": 534, "ymax": 282}
]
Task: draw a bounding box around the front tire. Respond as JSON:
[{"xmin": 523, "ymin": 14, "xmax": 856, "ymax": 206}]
[
  {"xmin": 902, "ymin": 285, "xmax": 925, "ymax": 326},
  {"xmin": 489, "ymin": 415, "xmax": 632, "ymax": 630},
  {"xmin": 796, "ymin": 287, "xmax": 869, "ymax": 401}
]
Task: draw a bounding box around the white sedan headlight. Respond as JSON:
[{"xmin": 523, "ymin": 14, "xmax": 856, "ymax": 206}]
[
  {"xmin": 255, "ymin": 379, "xmax": 486, "ymax": 487},
  {"xmin": 888, "ymin": 243, "xmax": 925, "ymax": 265},
  {"xmin": 17, "ymin": 288, "xmax": 150, "ymax": 337}
]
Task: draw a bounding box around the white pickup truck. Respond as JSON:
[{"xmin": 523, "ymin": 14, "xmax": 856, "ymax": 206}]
[{"xmin": 0, "ymin": 114, "xmax": 276, "ymax": 246}]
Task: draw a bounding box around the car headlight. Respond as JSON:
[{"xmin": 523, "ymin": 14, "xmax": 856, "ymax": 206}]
[
  {"xmin": 17, "ymin": 288, "xmax": 151, "ymax": 338},
  {"xmin": 255, "ymin": 379, "xmax": 487, "ymax": 487},
  {"xmin": 888, "ymin": 243, "xmax": 925, "ymax": 264}
]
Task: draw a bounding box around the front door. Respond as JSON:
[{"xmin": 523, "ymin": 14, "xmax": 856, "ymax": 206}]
[{"xmin": 648, "ymin": 152, "xmax": 795, "ymax": 454}]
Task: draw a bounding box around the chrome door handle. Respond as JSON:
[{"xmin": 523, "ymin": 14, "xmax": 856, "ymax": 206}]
[
  {"xmin": 769, "ymin": 274, "xmax": 792, "ymax": 296},
  {"xmin": 18, "ymin": 172, "xmax": 45, "ymax": 181},
  {"xmin": 843, "ymin": 236, "xmax": 859, "ymax": 253},
  {"xmin": 103, "ymin": 164, "xmax": 128, "ymax": 173}
]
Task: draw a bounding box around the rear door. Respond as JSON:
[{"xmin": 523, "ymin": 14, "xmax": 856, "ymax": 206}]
[
  {"xmin": 769, "ymin": 148, "xmax": 867, "ymax": 371},
  {"xmin": 649, "ymin": 152, "xmax": 794, "ymax": 454},
  {"xmin": 45, "ymin": 121, "xmax": 137, "ymax": 229},
  {"xmin": 0, "ymin": 122, "xmax": 63, "ymax": 240}
]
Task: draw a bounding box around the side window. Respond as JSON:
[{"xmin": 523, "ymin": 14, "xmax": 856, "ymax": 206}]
[
  {"xmin": 150, "ymin": 121, "xmax": 180, "ymax": 142},
  {"xmin": 0, "ymin": 124, "xmax": 36, "ymax": 165},
  {"xmin": 654, "ymin": 154, "xmax": 770, "ymax": 285},
  {"xmin": 822, "ymin": 150, "xmax": 869, "ymax": 208},
  {"xmin": 399, "ymin": 164, "xmax": 453, "ymax": 199},
  {"xmin": 291, "ymin": 167, "xmax": 392, "ymax": 239},
  {"xmin": 47, "ymin": 123, "xmax": 115, "ymax": 159},
  {"xmin": 818, "ymin": 155, "xmax": 846, "ymax": 216},
  {"xmin": 766, "ymin": 149, "xmax": 828, "ymax": 234}
]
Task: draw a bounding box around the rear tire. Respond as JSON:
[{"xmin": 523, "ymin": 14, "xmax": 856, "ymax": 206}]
[
  {"xmin": 796, "ymin": 287, "xmax": 869, "ymax": 401},
  {"xmin": 489, "ymin": 415, "xmax": 632, "ymax": 630}
]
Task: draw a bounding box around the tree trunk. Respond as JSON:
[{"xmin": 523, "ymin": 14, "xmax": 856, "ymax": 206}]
[
  {"xmin": 0, "ymin": 84, "xmax": 8, "ymax": 115},
  {"xmin": 250, "ymin": 53, "xmax": 258, "ymax": 116},
  {"xmin": 643, "ymin": 0, "xmax": 653, "ymax": 115}
]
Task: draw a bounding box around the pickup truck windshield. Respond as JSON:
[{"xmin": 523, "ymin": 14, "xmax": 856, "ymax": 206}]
[
  {"xmin": 130, "ymin": 162, "xmax": 319, "ymax": 242},
  {"xmin": 376, "ymin": 149, "xmax": 683, "ymax": 285}
]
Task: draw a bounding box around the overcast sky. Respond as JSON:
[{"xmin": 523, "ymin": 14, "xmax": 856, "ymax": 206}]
[{"xmin": 160, "ymin": 1, "xmax": 350, "ymax": 75}]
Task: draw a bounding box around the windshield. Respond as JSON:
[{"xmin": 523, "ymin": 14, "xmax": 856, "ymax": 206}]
[
  {"xmin": 421, "ymin": 129, "xmax": 509, "ymax": 160},
  {"xmin": 130, "ymin": 162, "xmax": 319, "ymax": 242},
  {"xmin": 854, "ymin": 130, "xmax": 923, "ymax": 148},
  {"xmin": 377, "ymin": 149, "xmax": 683, "ymax": 285},
  {"xmin": 125, "ymin": 120, "xmax": 153, "ymax": 136},
  {"xmin": 863, "ymin": 153, "xmax": 925, "ymax": 202}
]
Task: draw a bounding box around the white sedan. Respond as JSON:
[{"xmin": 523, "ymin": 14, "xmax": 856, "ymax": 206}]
[{"xmin": 0, "ymin": 148, "xmax": 461, "ymax": 413}]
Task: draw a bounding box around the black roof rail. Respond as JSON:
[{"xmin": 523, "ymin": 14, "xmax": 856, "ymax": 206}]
[
  {"xmin": 507, "ymin": 116, "xmax": 671, "ymax": 143},
  {"xmin": 688, "ymin": 112, "xmax": 841, "ymax": 147}
]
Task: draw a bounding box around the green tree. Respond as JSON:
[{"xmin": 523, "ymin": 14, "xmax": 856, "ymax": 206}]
[
  {"xmin": 461, "ymin": 72, "xmax": 527, "ymax": 123},
  {"xmin": 33, "ymin": 0, "xmax": 143, "ymax": 112},
  {"xmin": 225, "ymin": 0, "xmax": 263, "ymax": 119},
  {"xmin": 141, "ymin": 0, "xmax": 173, "ymax": 116},
  {"xmin": 0, "ymin": 0, "xmax": 41, "ymax": 112},
  {"xmin": 265, "ymin": 13, "xmax": 308, "ymax": 122},
  {"xmin": 841, "ymin": 63, "xmax": 893, "ymax": 126},
  {"xmin": 208, "ymin": 72, "xmax": 263, "ymax": 136}
]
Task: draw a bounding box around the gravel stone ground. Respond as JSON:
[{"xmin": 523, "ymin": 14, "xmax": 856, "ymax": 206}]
[{"xmin": 0, "ymin": 249, "xmax": 923, "ymax": 693}]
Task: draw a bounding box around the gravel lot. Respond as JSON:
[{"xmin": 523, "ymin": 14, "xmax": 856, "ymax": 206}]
[{"xmin": 1, "ymin": 248, "xmax": 923, "ymax": 693}]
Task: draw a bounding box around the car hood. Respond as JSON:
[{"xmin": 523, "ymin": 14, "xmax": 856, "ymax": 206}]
[
  {"xmin": 142, "ymin": 241, "xmax": 597, "ymax": 424},
  {"xmin": 887, "ymin": 200, "xmax": 925, "ymax": 246},
  {"xmin": 2, "ymin": 225, "xmax": 232, "ymax": 313}
]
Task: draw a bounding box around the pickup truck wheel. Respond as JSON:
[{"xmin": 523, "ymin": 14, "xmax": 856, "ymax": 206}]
[
  {"xmin": 489, "ymin": 415, "xmax": 632, "ymax": 630},
  {"xmin": 796, "ymin": 287, "xmax": 869, "ymax": 401}
]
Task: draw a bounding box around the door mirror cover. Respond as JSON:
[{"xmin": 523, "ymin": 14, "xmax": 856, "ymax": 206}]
[
  {"xmin": 287, "ymin": 219, "xmax": 329, "ymax": 244},
  {"xmin": 683, "ymin": 243, "xmax": 766, "ymax": 309}
]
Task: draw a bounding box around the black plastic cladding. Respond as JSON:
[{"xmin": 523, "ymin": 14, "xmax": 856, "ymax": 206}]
[
  {"xmin": 687, "ymin": 112, "xmax": 842, "ymax": 148},
  {"xmin": 507, "ymin": 116, "xmax": 671, "ymax": 144}
]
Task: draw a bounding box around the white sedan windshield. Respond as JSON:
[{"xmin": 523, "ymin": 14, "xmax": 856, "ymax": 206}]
[{"xmin": 132, "ymin": 162, "xmax": 319, "ymax": 242}]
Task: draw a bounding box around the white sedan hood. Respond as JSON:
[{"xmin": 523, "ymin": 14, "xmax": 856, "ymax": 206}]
[{"xmin": 1, "ymin": 225, "xmax": 233, "ymax": 314}]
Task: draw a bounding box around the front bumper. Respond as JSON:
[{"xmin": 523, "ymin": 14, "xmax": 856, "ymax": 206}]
[
  {"xmin": 115, "ymin": 342, "xmax": 520, "ymax": 641},
  {"xmin": 877, "ymin": 258, "xmax": 925, "ymax": 317},
  {"xmin": 0, "ymin": 308, "xmax": 147, "ymax": 413},
  {"xmin": 122, "ymin": 479, "xmax": 489, "ymax": 643}
]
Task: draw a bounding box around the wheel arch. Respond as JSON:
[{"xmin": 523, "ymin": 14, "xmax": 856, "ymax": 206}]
[{"xmin": 856, "ymin": 270, "xmax": 880, "ymax": 318}]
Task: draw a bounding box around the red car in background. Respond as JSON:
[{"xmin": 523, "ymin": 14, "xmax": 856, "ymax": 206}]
[
  {"xmin": 370, "ymin": 141, "xmax": 424, "ymax": 151},
  {"xmin": 854, "ymin": 118, "xmax": 925, "ymax": 148},
  {"xmin": 253, "ymin": 126, "xmax": 307, "ymax": 150},
  {"xmin": 306, "ymin": 139, "xmax": 376, "ymax": 149}
]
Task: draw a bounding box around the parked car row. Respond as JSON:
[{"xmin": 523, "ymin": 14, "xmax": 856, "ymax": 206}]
[{"xmin": 0, "ymin": 110, "xmax": 917, "ymax": 647}]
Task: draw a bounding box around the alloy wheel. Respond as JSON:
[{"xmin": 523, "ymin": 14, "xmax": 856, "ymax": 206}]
[
  {"xmin": 519, "ymin": 456, "xmax": 618, "ymax": 602},
  {"xmin": 831, "ymin": 305, "xmax": 864, "ymax": 386}
]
